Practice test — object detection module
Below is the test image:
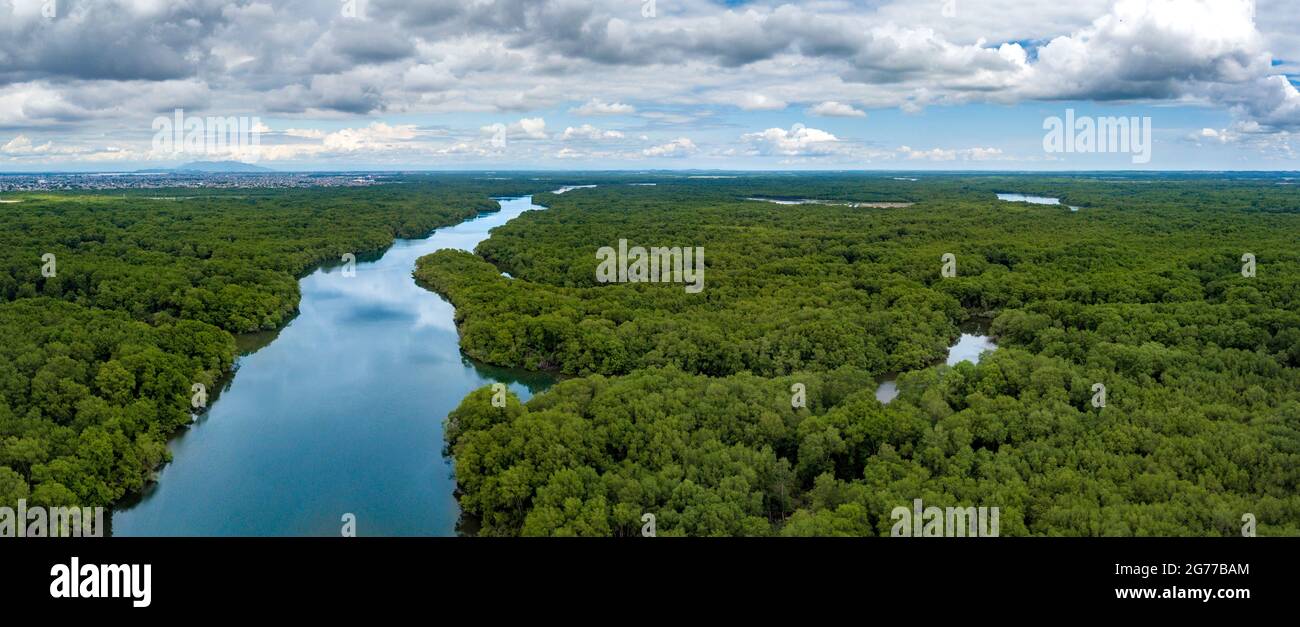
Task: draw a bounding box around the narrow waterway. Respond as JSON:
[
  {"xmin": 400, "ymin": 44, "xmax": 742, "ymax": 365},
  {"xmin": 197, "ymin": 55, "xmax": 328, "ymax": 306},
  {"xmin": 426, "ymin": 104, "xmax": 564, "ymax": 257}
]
[
  {"xmin": 112, "ymin": 196, "xmax": 556, "ymax": 536},
  {"xmin": 875, "ymin": 320, "xmax": 998, "ymax": 404}
]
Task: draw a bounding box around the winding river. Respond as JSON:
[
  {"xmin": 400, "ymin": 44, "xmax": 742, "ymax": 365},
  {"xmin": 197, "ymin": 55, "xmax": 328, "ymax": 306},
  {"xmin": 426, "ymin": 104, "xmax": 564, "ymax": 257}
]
[
  {"xmin": 112, "ymin": 196, "xmax": 556, "ymax": 536},
  {"xmin": 111, "ymin": 191, "xmax": 997, "ymax": 534}
]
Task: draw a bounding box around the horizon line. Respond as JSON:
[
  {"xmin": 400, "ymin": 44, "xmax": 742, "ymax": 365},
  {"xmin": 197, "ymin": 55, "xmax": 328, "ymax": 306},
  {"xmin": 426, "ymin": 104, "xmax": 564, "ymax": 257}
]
[{"xmin": 3, "ymin": 168, "xmax": 1300, "ymax": 175}]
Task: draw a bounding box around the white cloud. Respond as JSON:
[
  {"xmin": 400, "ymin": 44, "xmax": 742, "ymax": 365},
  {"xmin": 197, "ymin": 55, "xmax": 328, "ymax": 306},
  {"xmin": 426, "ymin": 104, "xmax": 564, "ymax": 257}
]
[
  {"xmin": 1228, "ymin": 74, "xmax": 1300, "ymax": 130},
  {"xmin": 2, "ymin": 135, "xmax": 51, "ymax": 154},
  {"xmin": 1196, "ymin": 127, "xmax": 1234, "ymax": 144},
  {"xmin": 642, "ymin": 137, "xmax": 697, "ymax": 157},
  {"xmin": 512, "ymin": 117, "xmax": 548, "ymax": 139},
  {"xmin": 321, "ymin": 123, "xmax": 420, "ymax": 150},
  {"xmin": 899, "ymin": 146, "xmax": 1005, "ymax": 161},
  {"xmin": 570, "ymin": 98, "xmax": 636, "ymax": 115},
  {"xmin": 0, "ymin": 83, "xmax": 91, "ymax": 126},
  {"xmin": 3, "ymin": 0, "xmax": 1299, "ymax": 167},
  {"xmin": 743, "ymin": 124, "xmax": 839, "ymax": 156},
  {"xmin": 284, "ymin": 128, "xmax": 326, "ymax": 139},
  {"xmin": 1185, "ymin": 120, "xmax": 1295, "ymax": 157},
  {"xmin": 738, "ymin": 93, "xmax": 788, "ymax": 111},
  {"xmin": 403, "ymin": 64, "xmax": 457, "ymax": 91},
  {"xmin": 481, "ymin": 118, "xmax": 547, "ymax": 141},
  {"xmin": 561, "ymin": 124, "xmax": 625, "ymax": 141},
  {"xmin": 227, "ymin": 123, "xmax": 424, "ymax": 162},
  {"xmin": 808, "ymin": 101, "xmax": 866, "ymax": 117},
  {"xmin": 1023, "ymin": 0, "xmax": 1267, "ymax": 100},
  {"xmin": 0, "ymin": 133, "xmax": 109, "ymax": 161}
]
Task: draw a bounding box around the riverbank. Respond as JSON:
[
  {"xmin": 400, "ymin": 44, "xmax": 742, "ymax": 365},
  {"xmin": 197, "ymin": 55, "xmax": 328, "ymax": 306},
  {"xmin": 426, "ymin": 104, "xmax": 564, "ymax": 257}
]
[
  {"xmin": 112, "ymin": 195, "xmax": 558, "ymax": 536},
  {"xmin": 110, "ymin": 200, "xmax": 511, "ymax": 509}
]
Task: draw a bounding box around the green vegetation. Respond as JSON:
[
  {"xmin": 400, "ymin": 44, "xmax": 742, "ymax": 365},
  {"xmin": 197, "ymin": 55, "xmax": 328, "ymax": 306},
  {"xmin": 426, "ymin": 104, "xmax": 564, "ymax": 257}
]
[
  {"xmin": 4, "ymin": 171, "xmax": 1297, "ymax": 537},
  {"xmin": 425, "ymin": 175, "xmax": 1300, "ymax": 536},
  {"xmin": 0, "ymin": 179, "xmax": 530, "ymax": 509}
]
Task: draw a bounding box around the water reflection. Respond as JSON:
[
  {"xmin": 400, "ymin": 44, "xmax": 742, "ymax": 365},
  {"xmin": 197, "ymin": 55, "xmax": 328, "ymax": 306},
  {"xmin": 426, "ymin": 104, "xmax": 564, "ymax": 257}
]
[
  {"xmin": 112, "ymin": 196, "xmax": 557, "ymax": 536},
  {"xmin": 996, "ymin": 192, "xmax": 1079, "ymax": 212},
  {"xmin": 875, "ymin": 319, "xmax": 997, "ymax": 405},
  {"xmin": 946, "ymin": 332, "xmax": 998, "ymax": 366}
]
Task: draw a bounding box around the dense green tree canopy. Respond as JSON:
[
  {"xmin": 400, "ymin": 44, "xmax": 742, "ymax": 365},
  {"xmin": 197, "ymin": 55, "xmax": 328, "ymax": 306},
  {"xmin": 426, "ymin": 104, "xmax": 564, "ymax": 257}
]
[
  {"xmin": 4, "ymin": 171, "xmax": 1297, "ymax": 538},
  {"xmin": 0, "ymin": 178, "xmax": 539, "ymax": 508},
  {"xmin": 427, "ymin": 174, "xmax": 1300, "ymax": 536}
]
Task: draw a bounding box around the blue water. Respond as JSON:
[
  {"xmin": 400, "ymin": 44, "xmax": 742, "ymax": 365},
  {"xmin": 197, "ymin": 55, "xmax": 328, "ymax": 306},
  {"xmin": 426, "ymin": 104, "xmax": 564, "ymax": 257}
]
[
  {"xmin": 875, "ymin": 325, "xmax": 997, "ymax": 405},
  {"xmin": 112, "ymin": 196, "xmax": 555, "ymax": 536},
  {"xmin": 946, "ymin": 333, "xmax": 998, "ymax": 366},
  {"xmin": 996, "ymin": 192, "xmax": 1079, "ymax": 212}
]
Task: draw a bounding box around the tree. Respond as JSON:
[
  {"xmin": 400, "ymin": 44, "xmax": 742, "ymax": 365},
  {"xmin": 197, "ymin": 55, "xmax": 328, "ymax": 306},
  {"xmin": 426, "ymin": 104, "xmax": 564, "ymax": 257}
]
[{"xmin": 95, "ymin": 360, "xmax": 135, "ymax": 406}]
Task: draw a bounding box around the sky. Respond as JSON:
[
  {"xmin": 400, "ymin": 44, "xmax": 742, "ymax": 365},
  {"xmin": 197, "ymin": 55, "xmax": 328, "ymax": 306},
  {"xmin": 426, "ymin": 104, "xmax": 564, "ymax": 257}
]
[{"xmin": 1, "ymin": 0, "xmax": 1298, "ymax": 171}]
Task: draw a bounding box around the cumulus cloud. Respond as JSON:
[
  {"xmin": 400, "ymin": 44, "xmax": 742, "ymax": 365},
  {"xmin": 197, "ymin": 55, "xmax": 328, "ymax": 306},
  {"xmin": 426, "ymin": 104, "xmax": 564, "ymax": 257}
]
[
  {"xmin": 1225, "ymin": 74, "xmax": 1300, "ymax": 130},
  {"xmin": 0, "ymin": 132, "xmax": 111, "ymax": 161},
  {"xmin": 569, "ymin": 98, "xmax": 636, "ymax": 115},
  {"xmin": 222, "ymin": 122, "xmax": 425, "ymax": 162},
  {"xmin": 642, "ymin": 137, "xmax": 697, "ymax": 157},
  {"xmin": 737, "ymin": 93, "xmax": 788, "ymax": 111},
  {"xmin": 743, "ymin": 124, "xmax": 839, "ymax": 156},
  {"xmin": 511, "ymin": 117, "xmax": 547, "ymax": 139},
  {"xmin": 1194, "ymin": 127, "xmax": 1236, "ymax": 144},
  {"xmin": 320, "ymin": 123, "xmax": 419, "ymax": 150},
  {"xmin": 1, "ymin": 0, "xmax": 1297, "ymax": 167},
  {"xmin": 808, "ymin": 101, "xmax": 866, "ymax": 117},
  {"xmin": 480, "ymin": 117, "xmax": 547, "ymax": 142},
  {"xmin": 1, "ymin": 135, "xmax": 51, "ymax": 154},
  {"xmin": 561, "ymin": 124, "xmax": 624, "ymax": 140},
  {"xmin": 0, "ymin": 0, "xmax": 217, "ymax": 85},
  {"xmin": 1023, "ymin": 0, "xmax": 1266, "ymax": 100},
  {"xmin": 1184, "ymin": 119, "xmax": 1295, "ymax": 157},
  {"xmin": 899, "ymin": 146, "xmax": 1006, "ymax": 161},
  {"xmin": 284, "ymin": 128, "xmax": 326, "ymax": 139}
]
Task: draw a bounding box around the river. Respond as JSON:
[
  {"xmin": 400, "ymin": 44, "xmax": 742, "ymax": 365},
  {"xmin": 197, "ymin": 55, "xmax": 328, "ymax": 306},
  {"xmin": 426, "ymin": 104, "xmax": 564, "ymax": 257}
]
[
  {"xmin": 111, "ymin": 196, "xmax": 557, "ymax": 536},
  {"xmin": 111, "ymin": 192, "xmax": 994, "ymax": 534}
]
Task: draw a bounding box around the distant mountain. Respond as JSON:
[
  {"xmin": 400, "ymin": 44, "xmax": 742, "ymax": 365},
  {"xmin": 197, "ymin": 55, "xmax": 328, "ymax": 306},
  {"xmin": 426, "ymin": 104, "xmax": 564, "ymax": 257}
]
[{"xmin": 175, "ymin": 161, "xmax": 273, "ymax": 173}]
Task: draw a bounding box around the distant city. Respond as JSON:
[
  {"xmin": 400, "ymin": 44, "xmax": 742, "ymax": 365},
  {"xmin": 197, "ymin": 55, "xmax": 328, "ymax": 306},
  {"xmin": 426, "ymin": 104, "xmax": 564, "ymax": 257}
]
[{"xmin": 0, "ymin": 172, "xmax": 389, "ymax": 192}]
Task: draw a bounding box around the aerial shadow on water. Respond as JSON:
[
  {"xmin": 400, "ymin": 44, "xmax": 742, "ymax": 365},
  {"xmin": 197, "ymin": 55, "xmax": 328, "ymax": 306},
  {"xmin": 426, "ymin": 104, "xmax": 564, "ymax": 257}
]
[{"xmin": 464, "ymin": 357, "xmax": 563, "ymax": 397}]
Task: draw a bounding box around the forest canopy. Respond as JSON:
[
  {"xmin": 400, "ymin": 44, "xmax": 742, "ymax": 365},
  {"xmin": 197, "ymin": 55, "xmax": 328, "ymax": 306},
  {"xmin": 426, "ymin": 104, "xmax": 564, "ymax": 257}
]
[
  {"xmin": 4, "ymin": 171, "xmax": 1297, "ymax": 538},
  {"xmin": 423, "ymin": 174, "xmax": 1300, "ymax": 536},
  {"xmin": 0, "ymin": 178, "xmax": 538, "ymax": 509}
]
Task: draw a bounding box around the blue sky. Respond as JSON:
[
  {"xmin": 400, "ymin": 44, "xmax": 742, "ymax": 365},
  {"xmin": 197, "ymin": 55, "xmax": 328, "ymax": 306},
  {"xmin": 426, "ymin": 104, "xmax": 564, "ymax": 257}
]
[
  {"xmin": 1, "ymin": 0, "xmax": 1297, "ymax": 171},
  {"xmin": 236, "ymin": 101, "xmax": 1269, "ymax": 171}
]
